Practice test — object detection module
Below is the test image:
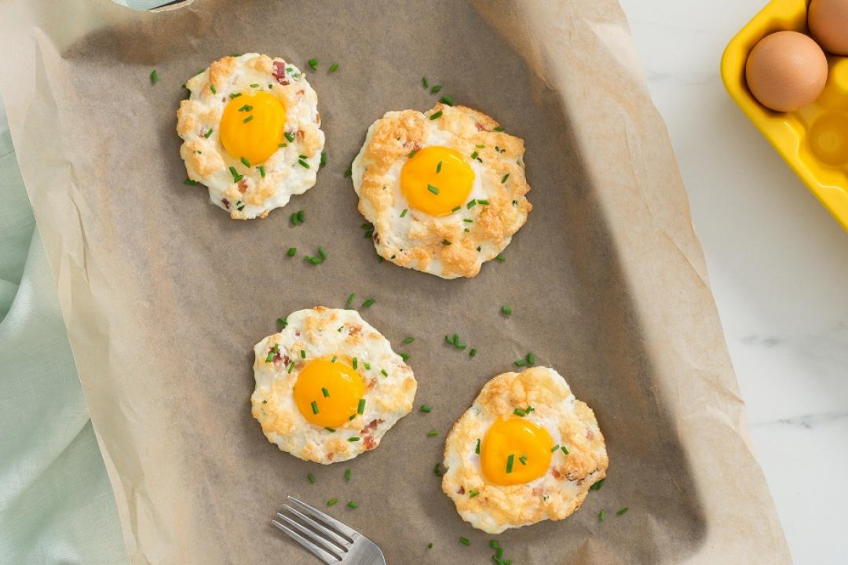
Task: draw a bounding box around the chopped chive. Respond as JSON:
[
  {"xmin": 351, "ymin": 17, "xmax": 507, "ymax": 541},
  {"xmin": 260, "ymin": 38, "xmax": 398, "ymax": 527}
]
[
  {"xmin": 514, "ymin": 359, "xmax": 527, "ymax": 367},
  {"xmin": 337, "ymin": 326, "xmax": 343, "ymax": 333},
  {"xmin": 551, "ymin": 444, "xmax": 561, "ymax": 452},
  {"xmin": 311, "ymin": 401, "xmax": 319, "ymax": 414},
  {"xmin": 403, "ymin": 337, "xmax": 415, "ymax": 345},
  {"xmin": 525, "ymin": 406, "xmax": 534, "ymax": 413},
  {"xmin": 320, "ymin": 151, "xmax": 327, "ymax": 168},
  {"xmin": 329, "ymin": 63, "xmax": 339, "ymax": 73},
  {"xmin": 494, "ymin": 126, "xmax": 504, "ymax": 132},
  {"xmin": 258, "ymin": 165, "xmax": 266, "ymax": 178},
  {"xmin": 284, "ymin": 132, "xmax": 295, "ymax": 143},
  {"xmin": 475, "ymin": 439, "xmax": 481, "ymax": 454},
  {"xmin": 361, "ymin": 298, "xmax": 375, "ymax": 308},
  {"xmin": 183, "ymin": 178, "xmax": 199, "ymax": 186},
  {"xmin": 322, "ymin": 387, "xmax": 330, "ymax": 398},
  {"xmin": 599, "ymin": 510, "xmax": 606, "ymax": 522},
  {"xmin": 301, "ymin": 350, "xmax": 306, "ymax": 359},
  {"xmin": 230, "ymin": 92, "xmax": 242, "ymax": 99},
  {"xmin": 297, "ymin": 210, "xmax": 305, "ymax": 223},
  {"xmin": 149, "ymin": 70, "xmax": 158, "ymax": 84},
  {"xmin": 327, "ymin": 498, "xmax": 338, "ymax": 507},
  {"xmin": 427, "ymin": 184, "xmax": 440, "ymax": 195},
  {"xmin": 290, "ymin": 213, "xmax": 299, "ymax": 225},
  {"xmin": 455, "ymin": 343, "xmax": 467, "ymax": 350},
  {"xmin": 452, "ymin": 334, "xmax": 459, "ymax": 346},
  {"xmin": 307, "ymin": 473, "xmax": 316, "ymax": 484},
  {"xmin": 400, "ymin": 208, "xmax": 408, "ymax": 218},
  {"xmin": 518, "ymin": 455, "xmax": 528, "ymax": 465},
  {"xmin": 436, "ymin": 161, "xmax": 443, "ymax": 174},
  {"xmin": 243, "ymin": 115, "xmax": 253, "ymax": 124},
  {"xmin": 331, "ymin": 356, "xmax": 337, "ymax": 363},
  {"xmin": 399, "ymin": 352, "xmax": 410, "ymax": 361},
  {"xmin": 420, "ymin": 405, "xmax": 432, "ymax": 413},
  {"xmin": 617, "ymin": 507, "xmax": 629, "ymax": 516},
  {"xmin": 477, "ymin": 199, "xmax": 490, "ymax": 205},
  {"xmin": 277, "ymin": 317, "xmax": 288, "ymax": 327},
  {"xmin": 505, "ymin": 454, "xmax": 514, "ymax": 474},
  {"xmin": 318, "ymin": 247, "xmax": 328, "ymax": 260},
  {"xmin": 433, "ymin": 463, "xmax": 444, "ymax": 477},
  {"xmin": 210, "ymin": 84, "xmax": 217, "ymax": 94},
  {"xmin": 352, "ymin": 357, "xmax": 358, "ymax": 369},
  {"xmin": 469, "ymin": 348, "xmax": 477, "ymax": 357},
  {"xmin": 427, "ymin": 430, "xmax": 439, "ymax": 437},
  {"xmin": 325, "ymin": 427, "xmax": 335, "ymax": 432},
  {"xmin": 467, "ymin": 199, "xmax": 477, "ymax": 209},
  {"xmin": 422, "ymin": 76, "xmax": 429, "ymax": 88},
  {"xmin": 304, "ymin": 256, "xmax": 321, "ymax": 265},
  {"xmin": 380, "ymin": 369, "xmax": 388, "ymax": 377},
  {"xmin": 459, "ymin": 537, "xmax": 470, "ymax": 546},
  {"xmin": 428, "ymin": 543, "xmax": 433, "ymax": 549},
  {"xmin": 345, "ymin": 468, "xmax": 351, "ymax": 481},
  {"xmin": 238, "ymin": 104, "xmax": 252, "ymax": 112},
  {"xmin": 229, "ymin": 166, "xmax": 239, "ymax": 179},
  {"xmin": 490, "ymin": 540, "xmax": 500, "ymax": 549},
  {"xmin": 363, "ymin": 362, "xmax": 371, "ymax": 370},
  {"xmin": 298, "ymin": 159, "xmax": 310, "ymax": 169},
  {"xmin": 561, "ymin": 445, "xmax": 569, "ymax": 455},
  {"xmin": 348, "ymin": 436, "xmax": 360, "ymax": 442},
  {"xmin": 439, "ymin": 95, "xmax": 454, "ymax": 106},
  {"xmin": 431, "ymin": 85, "xmax": 443, "ymax": 94},
  {"xmin": 513, "ymin": 408, "xmax": 526, "ymax": 417},
  {"xmin": 278, "ymin": 143, "xmax": 287, "ymax": 148},
  {"xmin": 495, "ymin": 254, "xmax": 506, "ymax": 262},
  {"xmin": 590, "ymin": 478, "xmax": 605, "ymax": 491},
  {"xmin": 347, "ymin": 501, "xmax": 358, "ymax": 509},
  {"xmin": 501, "ymin": 306, "xmax": 512, "ymax": 315},
  {"xmin": 526, "ymin": 352, "xmax": 535, "ymax": 364},
  {"xmin": 471, "ymin": 151, "xmax": 479, "ymax": 160},
  {"xmin": 308, "ymin": 58, "xmax": 318, "ymax": 70},
  {"xmin": 429, "ymin": 110, "xmax": 443, "ymax": 120},
  {"xmin": 240, "ymin": 157, "xmax": 251, "ymax": 167},
  {"xmin": 349, "ymin": 414, "xmax": 356, "ymax": 421},
  {"xmin": 442, "ymin": 240, "xmax": 452, "ymax": 246},
  {"xmin": 204, "ymin": 128, "xmax": 213, "ymax": 138},
  {"xmin": 357, "ymin": 398, "xmax": 366, "ymax": 414},
  {"xmin": 501, "ymin": 173, "xmax": 510, "ymax": 183},
  {"xmin": 287, "ymin": 362, "xmax": 295, "ymax": 373},
  {"xmin": 451, "ymin": 206, "xmax": 460, "ymax": 212},
  {"xmin": 469, "ymin": 489, "xmax": 479, "ymax": 498}
]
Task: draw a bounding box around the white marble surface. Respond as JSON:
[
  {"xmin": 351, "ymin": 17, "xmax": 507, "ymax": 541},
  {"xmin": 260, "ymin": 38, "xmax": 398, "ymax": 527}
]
[
  {"xmin": 619, "ymin": 1, "xmax": 848, "ymax": 563},
  {"xmin": 1, "ymin": 2, "xmax": 845, "ymax": 562}
]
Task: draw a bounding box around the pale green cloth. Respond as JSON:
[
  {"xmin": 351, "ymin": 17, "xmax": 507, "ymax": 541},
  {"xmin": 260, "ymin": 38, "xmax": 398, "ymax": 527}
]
[{"xmin": 0, "ymin": 127, "xmax": 127, "ymax": 563}]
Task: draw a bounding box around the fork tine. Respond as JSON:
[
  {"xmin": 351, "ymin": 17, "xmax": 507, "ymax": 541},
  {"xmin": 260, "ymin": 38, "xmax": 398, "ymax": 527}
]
[
  {"xmin": 272, "ymin": 519, "xmax": 340, "ymax": 564},
  {"xmin": 277, "ymin": 511, "xmax": 347, "ymax": 555},
  {"xmin": 283, "ymin": 505, "xmax": 351, "ymax": 548},
  {"xmin": 287, "ymin": 496, "xmax": 358, "ymax": 539}
]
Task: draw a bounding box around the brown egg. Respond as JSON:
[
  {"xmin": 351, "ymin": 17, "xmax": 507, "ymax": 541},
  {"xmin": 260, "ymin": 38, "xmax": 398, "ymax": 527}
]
[
  {"xmin": 809, "ymin": 0, "xmax": 848, "ymax": 55},
  {"xmin": 745, "ymin": 31, "xmax": 828, "ymax": 112}
]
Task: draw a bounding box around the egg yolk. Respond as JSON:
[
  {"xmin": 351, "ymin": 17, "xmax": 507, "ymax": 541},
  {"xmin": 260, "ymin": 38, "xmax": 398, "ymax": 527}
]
[
  {"xmin": 480, "ymin": 417, "xmax": 554, "ymax": 486},
  {"xmin": 293, "ymin": 358, "xmax": 365, "ymax": 428},
  {"xmin": 219, "ymin": 91, "xmax": 286, "ymax": 166},
  {"xmin": 399, "ymin": 146, "xmax": 474, "ymax": 216}
]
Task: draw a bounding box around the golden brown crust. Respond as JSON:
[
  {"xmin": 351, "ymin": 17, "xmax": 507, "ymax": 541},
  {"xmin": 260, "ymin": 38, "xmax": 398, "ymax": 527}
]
[
  {"xmin": 441, "ymin": 367, "xmax": 608, "ymax": 532},
  {"xmin": 354, "ymin": 104, "xmax": 531, "ymax": 279}
]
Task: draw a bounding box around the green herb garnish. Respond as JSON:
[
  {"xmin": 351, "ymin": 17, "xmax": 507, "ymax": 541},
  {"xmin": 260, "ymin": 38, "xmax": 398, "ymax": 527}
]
[
  {"xmin": 501, "ymin": 173, "xmax": 510, "ymax": 183},
  {"xmin": 150, "ymin": 70, "xmax": 158, "ymax": 84},
  {"xmin": 329, "ymin": 63, "xmax": 339, "ymax": 73},
  {"xmin": 400, "ymin": 208, "xmax": 408, "ymax": 218},
  {"xmin": 431, "ymin": 85, "xmax": 443, "ymax": 94},
  {"xmin": 590, "ymin": 478, "xmax": 605, "ymax": 490},
  {"xmin": 204, "ymin": 128, "xmax": 213, "ymax": 138},
  {"xmin": 345, "ymin": 468, "xmax": 351, "ymax": 481},
  {"xmin": 308, "ymin": 58, "xmax": 318, "ymax": 70},
  {"xmin": 427, "ymin": 430, "xmax": 439, "ymax": 437},
  {"xmin": 347, "ymin": 501, "xmax": 359, "ymax": 509},
  {"xmin": 420, "ymin": 405, "xmax": 432, "ymax": 413},
  {"xmin": 322, "ymin": 387, "xmax": 330, "ymax": 398},
  {"xmin": 320, "ymin": 151, "xmax": 327, "ymax": 168},
  {"xmin": 361, "ymin": 298, "xmax": 375, "ymax": 308},
  {"xmin": 617, "ymin": 507, "xmax": 629, "ymax": 516},
  {"xmin": 429, "ymin": 110, "xmax": 443, "ymax": 120},
  {"xmin": 258, "ymin": 165, "xmax": 266, "ymax": 178},
  {"xmin": 311, "ymin": 401, "xmax": 319, "ymax": 414},
  {"xmin": 439, "ymin": 95, "xmax": 454, "ymax": 106},
  {"xmin": 184, "ymin": 179, "xmax": 199, "ymax": 186},
  {"xmin": 308, "ymin": 473, "xmax": 316, "ymax": 484},
  {"xmin": 298, "ymin": 159, "xmax": 310, "ymax": 169},
  {"xmin": 427, "ymin": 184, "xmax": 440, "ymax": 195},
  {"xmin": 475, "ymin": 439, "xmax": 481, "ymax": 454},
  {"xmin": 506, "ymin": 454, "xmax": 514, "ymax": 474},
  {"xmin": 501, "ymin": 306, "xmax": 512, "ymax": 315},
  {"xmin": 327, "ymin": 498, "xmax": 338, "ymax": 506},
  {"xmin": 459, "ymin": 537, "xmax": 470, "ymax": 546},
  {"xmin": 284, "ymin": 131, "xmax": 295, "ymax": 143},
  {"xmin": 240, "ymin": 157, "xmax": 251, "ymax": 167},
  {"xmin": 242, "ymin": 115, "xmax": 253, "ymax": 124},
  {"xmin": 422, "ymin": 77, "xmax": 429, "ymax": 88}
]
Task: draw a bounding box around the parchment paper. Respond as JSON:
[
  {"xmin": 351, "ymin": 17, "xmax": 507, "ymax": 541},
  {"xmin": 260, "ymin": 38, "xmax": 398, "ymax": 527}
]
[{"xmin": 0, "ymin": 0, "xmax": 791, "ymax": 563}]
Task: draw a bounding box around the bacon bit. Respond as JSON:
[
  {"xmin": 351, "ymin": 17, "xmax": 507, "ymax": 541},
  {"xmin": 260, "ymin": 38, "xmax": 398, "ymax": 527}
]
[
  {"xmin": 327, "ymin": 452, "xmax": 334, "ymax": 461},
  {"xmin": 272, "ymin": 61, "xmax": 289, "ymax": 85},
  {"xmin": 457, "ymin": 486, "xmax": 465, "ymax": 495},
  {"xmin": 273, "ymin": 353, "xmax": 289, "ymax": 366},
  {"xmin": 238, "ymin": 179, "xmax": 248, "ymax": 194},
  {"xmin": 532, "ymin": 487, "xmax": 544, "ymax": 496},
  {"xmin": 222, "ymin": 198, "xmax": 230, "ymax": 209},
  {"xmin": 552, "ymin": 467, "xmax": 563, "ymax": 479},
  {"xmin": 294, "ymin": 330, "xmax": 301, "ymax": 337},
  {"xmin": 367, "ymin": 378, "xmax": 377, "ymax": 390},
  {"xmin": 586, "ymin": 429, "xmax": 595, "ymax": 439},
  {"xmin": 366, "ymin": 419, "xmax": 383, "ymax": 431},
  {"xmin": 315, "ymin": 112, "xmax": 321, "ymax": 125},
  {"xmin": 475, "ymin": 122, "xmax": 488, "ymax": 131},
  {"xmin": 364, "ymin": 435, "xmax": 377, "ymax": 450}
]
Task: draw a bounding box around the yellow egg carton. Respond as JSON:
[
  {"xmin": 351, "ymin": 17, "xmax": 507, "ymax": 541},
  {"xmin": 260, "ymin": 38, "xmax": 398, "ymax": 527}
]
[{"xmin": 722, "ymin": 0, "xmax": 848, "ymax": 231}]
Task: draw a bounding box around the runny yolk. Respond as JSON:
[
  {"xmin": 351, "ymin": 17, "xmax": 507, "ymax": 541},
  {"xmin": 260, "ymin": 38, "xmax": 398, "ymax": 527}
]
[
  {"xmin": 399, "ymin": 146, "xmax": 475, "ymax": 216},
  {"xmin": 293, "ymin": 357, "xmax": 365, "ymax": 428},
  {"xmin": 480, "ymin": 417, "xmax": 554, "ymax": 486},
  {"xmin": 219, "ymin": 91, "xmax": 286, "ymax": 166}
]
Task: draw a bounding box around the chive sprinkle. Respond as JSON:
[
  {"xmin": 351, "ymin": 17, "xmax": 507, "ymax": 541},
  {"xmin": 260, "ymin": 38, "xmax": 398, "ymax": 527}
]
[
  {"xmin": 469, "ymin": 490, "xmax": 479, "ymax": 498},
  {"xmin": 204, "ymin": 128, "xmax": 213, "ymax": 138},
  {"xmin": 518, "ymin": 455, "xmax": 528, "ymax": 465},
  {"xmin": 352, "ymin": 357, "xmax": 358, "ymax": 369},
  {"xmin": 238, "ymin": 104, "xmax": 252, "ymax": 111},
  {"xmin": 249, "ymin": 83, "xmax": 260, "ymax": 88},
  {"xmin": 477, "ymin": 199, "xmax": 490, "ymax": 205},
  {"xmin": 363, "ymin": 362, "xmax": 371, "ymax": 370},
  {"xmin": 287, "ymin": 362, "xmax": 295, "ymax": 373},
  {"xmin": 357, "ymin": 398, "xmax": 366, "ymax": 414},
  {"xmin": 439, "ymin": 95, "xmax": 454, "ymax": 106},
  {"xmin": 258, "ymin": 164, "xmax": 266, "ymax": 177},
  {"xmin": 325, "ymin": 427, "xmax": 335, "ymax": 432},
  {"xmin": 514, "ymin": 359, "xmax": 527, "ymax": 367},
  {"xmin": 599, "ymin": 510, "xmax": 606, "ymax": 522},
  {"xmin": 380, "ymin": 369, "xmax": 388, "ymax": 377},
  {"xmin": 436, "ymin": 161, "xmax": 442, "ymax": 173},
  {"xmin": 526, "ymin": 352, "xmax": 535, "ymax": 364},
  {"xmin": 184, "ymin": 179, "xmax": 199, "ymax": 186},
  {"xmin": 451, "ymin": 206, "xmax": 460, "ymax": 212},
  {"xmin": 513, "ymin": 408, "xmax": 526, "ymax": 417},
  {"xmin": 561, "ymin": 445, "xmax": 569, "ymax": 455},
  {"xmin": 210, "ymin": 85, "xmax": 217, "ymax": 94},
  {"xmin": 490, "ymin": 540, "xmax": 500, "ymax": 549},
  {"xmin": 429, "ymin": 110, "xmax": 443, "ymax": 120},
  {"xmin": 362, "ymin": 298, "xmax": 375, "ymax": 308},
  {"xmin": 422, "ymin": 77, "xmax": 429, "ymax": 88},
  {"xmin": 348, "ymin": 436, "xmax": 360, "ymax": 442},
  {"xmin": 347, "ymin": 501, "xmax": 358, "ymax": 509},
  {"xmin": 590, "ymin": 478, "xmax": 605, "ymax": 490},
  {"xmin": 501, "ymin": 173, "xmax": 510, "ymax": 183},
  {"xmin": 307, "ymin": 473, "xmax": 316, "ymax": 484},
  {"xmin": 322, "ymin": 387, "xmax": 330, "ymax": 398},
  {"xmin": 327, "ymin": 498, "xmax": 338, "ymax": 507},
  {"xmin": 420, "ymin": 405, "xmax": 432, "ymax": 413},
  {"xmin": 427, "ymin": 430, "xmax": 439, "ymax": 437},
  {"xmin": 301, "ymin": 350, "xmax": 306, "ymax": 359},
  {"xmin": 400, "ymin": 208, "xmax": 408, "ymax": 218},
  {"xmin": 427, "ymin": 184, "xmax": 440, "ymax": 195},
  {"xmin": 501, "ymin": 306, "xmax": 512, "ymax": 315},
  {"xmin": 428, "ymin": 543, "xmax": 433, "ymax": 549},
  {"xmin": 243, "ymin": 115, "xmax": 253, "ymax": 124},
  {"xmin": 399, "ymin": 352, "xmax": 410, "ymax": 361},
  {"xmin": 311, "ymin": 401, "xmax": 319, "ymax": 414},
  {"xmin": 308, "ymin": 58, "xmax": 318, "ymax": 70},
  {"xmin": 297, "ymin": 210, "xmax": 305, "ymax": 223},
  {"xmin": 290, "ymin": 213, "xmax": 299, "ymax": 225},
  {"xmin": 495, "ymin": 254, "xmax": 506, "ymax": 262},
  {"xmin": 149, "ymin": 70, "xmax": 158, "ymax": 84},
  {"xmin": 551, "ymin": 444, "xmax": 560, "ymax": 452},
  {"xmin": 494, "ymin": 126, "xmax": 505, "ymax": 132},
  {"xmin": 467, "ymin": 199, "xmax": 477, "ymax": 209},
  {"xmin": 318, "ymin": 247, "xmax": 328, "ymax": 260},
  {"xmin": 442, "ymin": 239, "xmax": 452, "ymax": 246},
  {"xmin": 470, "ymin": 151, "xmax": 479, "ymax": 160},
  {"xmin": 345, "ymin": 468, "xmax": 351, "ymax": 481},
  {"xmin": 284, "ymin": 131, "xmax": 295, "ymax": 142},
  {"xmin": 433, "ymin": 463, "xmax": 444, "ymax": 477},
  {"xmin": 230, "ymin": 92, "xmax": 242, "ymax": 99},
  {"xmin": 475, "ymin": 439, "xmax": 481, "ymax": 454},
  {"xmin": 241, "ymin": 157, "xmax": 251, "ymax": 167},
  {"xmin": 331, "ymin": 356, "xmax": 337, "ymax": 363},
  {"xmin": 506, "ymin": 454, "xmax": 515, "ymax": 474},
  {"xmin": 277, "ymin": 317, "xmax": 288, "ymax": 327},
  {"xmin": 459, "ymin": 537, "xmax": 470, "ymax": 546},
  {"xmin": 298, "ymin": 159, "xmax": 310, "ymax": 169},
  {"xmin": 617, "ymin": 507, "xmax": 629, "ymax": 516},
  {"xmin": 408, "ymin": 149, "xmax": 419, "ymax": 159},
  {"xmin": 431, "ymin": 85, "xmax": 443, "ymax": 94},
  {"xmin": 320, "ymin": 151, "xmax": 327, "ymax": 168},
  {"xmin": 329, "ymin": 63, "xmax": 339, "ymax": 73},
  {"xmin": 469, "ymin": 348, "xmax": 477, "ymax": 357}
]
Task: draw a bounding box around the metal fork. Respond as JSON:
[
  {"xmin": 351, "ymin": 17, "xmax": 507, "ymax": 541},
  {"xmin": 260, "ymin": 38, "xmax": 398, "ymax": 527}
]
[{"xmin": 272, "ymin": 496, "xmax": 386, "ymax": 564}]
